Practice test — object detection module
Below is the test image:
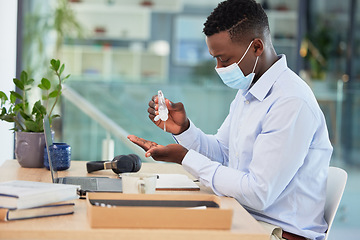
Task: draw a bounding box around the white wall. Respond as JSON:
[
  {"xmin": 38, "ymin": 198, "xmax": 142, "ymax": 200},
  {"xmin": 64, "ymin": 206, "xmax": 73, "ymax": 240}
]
[{"xmin": 0, "ymin": 0, "xmax": 18, "ymax": 166}]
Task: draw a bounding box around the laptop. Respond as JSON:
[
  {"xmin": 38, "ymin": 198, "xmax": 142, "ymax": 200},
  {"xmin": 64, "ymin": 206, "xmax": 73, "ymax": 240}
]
[{"xmin": 43, "ymin": 116, "xmax": 123, "ymax": 196}]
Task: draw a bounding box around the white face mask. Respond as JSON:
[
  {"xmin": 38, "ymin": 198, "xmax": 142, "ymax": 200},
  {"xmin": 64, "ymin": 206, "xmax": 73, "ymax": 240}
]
[{"xmin": 215, "ymin": 41, "xmax": 259, "ymax": 90}]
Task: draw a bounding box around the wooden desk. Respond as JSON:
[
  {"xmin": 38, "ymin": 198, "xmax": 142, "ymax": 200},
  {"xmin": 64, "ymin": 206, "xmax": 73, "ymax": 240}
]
[{"xmin": 0, "ymin": 160, "xmax": 268, "ymax": 240}]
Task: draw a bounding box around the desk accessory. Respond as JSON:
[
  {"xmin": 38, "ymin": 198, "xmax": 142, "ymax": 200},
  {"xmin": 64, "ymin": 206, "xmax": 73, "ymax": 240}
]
[
  {"xmin": 86, "ymin": 154, "xmax": 141, "ymax": 174},
  {"xmin": 44, "ymin": 143, "xmax": 71, "ymax": 171},
  {"xmin": 87, "ymin": 192, "xmax": 233, "ymax": 229},
  {"xmin": 121, "ymin": 173, "xmax": 157, "ymax": 194}
]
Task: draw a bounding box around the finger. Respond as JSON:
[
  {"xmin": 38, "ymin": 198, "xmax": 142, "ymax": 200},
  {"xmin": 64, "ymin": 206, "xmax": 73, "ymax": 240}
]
[
  {"xmin": 145, "ymin": 143, "xmax": 165, "ymax": 157},
  {"xmin": 167, "ymin": 100, "xmax": 184, "ymax": 112},
  {"xmin": 150, "ymin": 95, "xmax": 158, "ymax": 105},
  {"xmin": 127, "ymin": 135, "xmax": 149, "ymax": 151},
  {"xmin": 149, "ymin": 98, "xmax": 158, "ymax": 112},
  {"xmin": 145, "ymin": 145, "xmax": 168, "ymax": 160},
  {"xmin": 148, "ymin": 113, "xmax": 156, "ymax": 123},
  {"xmin": 148, "ymin": 108, "xmax": 160, "ymax": 124},
  {"xmin": 145, "ymin": 151, "xmax": 152, "ymax": 158},
  {"xmin": 165, "ymin": 99, "xmax": 172, "ymax": 110},
  {"xmin": 145, "ymin": 147, "xmax": 159, "ymax": 158},
  {"xmin": 148, "ymin": 98, "xmax": 155, "ymax": 109},
  {"xmin": 147, "ymin": 106, "xmax": 156, "ymax": 116},
  {"xmin": 127, "ymin": 135, "xmax": 158, "ymax": 151}
]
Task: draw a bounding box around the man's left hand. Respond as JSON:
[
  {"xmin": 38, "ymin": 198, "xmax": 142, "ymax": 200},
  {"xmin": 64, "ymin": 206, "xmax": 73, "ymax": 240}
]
[{"xmin": 127, "ymin": 135, "xmax": 188, "ymax": 164}]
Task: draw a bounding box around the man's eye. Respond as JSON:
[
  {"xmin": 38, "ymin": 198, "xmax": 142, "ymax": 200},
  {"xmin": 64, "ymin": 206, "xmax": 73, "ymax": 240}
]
[{"xmin": 219, "ymin": 58, "xmax": 229, "ymax": 63}]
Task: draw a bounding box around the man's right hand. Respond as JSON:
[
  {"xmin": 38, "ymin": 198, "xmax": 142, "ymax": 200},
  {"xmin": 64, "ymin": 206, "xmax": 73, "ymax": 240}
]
[{"xmin": 148, "ymin": 95, "xmax": 190, "ymax": 135}]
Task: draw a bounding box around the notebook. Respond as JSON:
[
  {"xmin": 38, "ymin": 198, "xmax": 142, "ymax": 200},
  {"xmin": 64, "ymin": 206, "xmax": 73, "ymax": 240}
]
[
  {"xmin": 156, "ymin": 174, "xmax": 200, "ymax": 191},
  {"xmin": 43, "ymin": 116, "xmax": 123, "ymax": 196}
]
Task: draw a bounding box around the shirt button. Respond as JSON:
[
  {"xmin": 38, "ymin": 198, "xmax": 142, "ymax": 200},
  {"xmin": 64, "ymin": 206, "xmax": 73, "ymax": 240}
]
[{"xmin": 245, "ymin": 100, "xmax": 250, "ymax": 104}]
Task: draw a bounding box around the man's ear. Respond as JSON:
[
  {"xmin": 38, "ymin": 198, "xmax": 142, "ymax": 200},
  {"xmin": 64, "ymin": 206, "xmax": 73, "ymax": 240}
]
[{"xmin": 253, "ymin": 38, "xmax": 264, "ymax": 56}]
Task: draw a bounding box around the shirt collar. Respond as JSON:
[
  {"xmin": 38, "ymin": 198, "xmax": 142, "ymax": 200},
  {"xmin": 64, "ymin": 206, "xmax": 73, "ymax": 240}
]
[{"xmin": 245, "ymin": 54, "xmax": 288, "ymax": 102}]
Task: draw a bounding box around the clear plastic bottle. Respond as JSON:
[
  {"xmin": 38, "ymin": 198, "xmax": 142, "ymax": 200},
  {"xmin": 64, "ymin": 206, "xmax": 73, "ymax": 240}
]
[{"xmin": 154, "ymin": 90, "xmax": 168, "ymax": 131}]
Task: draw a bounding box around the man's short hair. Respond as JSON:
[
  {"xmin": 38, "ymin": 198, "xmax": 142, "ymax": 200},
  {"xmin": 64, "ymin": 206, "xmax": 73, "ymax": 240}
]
[{"xmin": 203, "ymin": 0, "xmax": 270, "ymax": 42}]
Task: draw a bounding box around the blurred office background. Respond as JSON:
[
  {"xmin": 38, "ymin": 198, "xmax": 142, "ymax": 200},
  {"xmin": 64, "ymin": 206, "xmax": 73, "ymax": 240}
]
[{"xmin": 0, "ymin": 0, "xmax": 359, "ymax": 238}]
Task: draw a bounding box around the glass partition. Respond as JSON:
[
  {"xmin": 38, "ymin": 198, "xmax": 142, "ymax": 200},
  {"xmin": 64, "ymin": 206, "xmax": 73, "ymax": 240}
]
[
  {"xmin": 17, "ymin": 0, "xmax": 360, "ymax": 238},
  {"xmin": 63, "ymin": 81, "xmax": 236, "ymax": 161},
  {"xmin": 18, "ymin": 0, "xmax": 302, "ymax": 160}
]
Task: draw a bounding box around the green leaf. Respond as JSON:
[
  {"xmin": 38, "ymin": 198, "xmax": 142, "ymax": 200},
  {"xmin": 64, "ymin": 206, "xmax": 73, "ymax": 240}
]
[
  {"xmin": 59, "ymin": 63, "xmax": 65, "ymax": 76},
  {"xmin": 24, "ymin": 120, "xmax": 42, "ymax": 132},
  {"xmin": 20, "ymin": 111, "xmax": 31, "ymax": 121},
  {"xmin": 51, "ymin": 59, "xmax": 60, "ymax": 71},
  {"xmin": 34, "ymin": 117, "xmax": 44, "ymax": 130},
  {"xmin": 27, "ymin": 78, "xmax": 34, "ymax": 86},
  {"xmin": 10, "ymin": 91, "xmax": 23, "ymax": 101},
  {"xmin": 0, "ymin": 91, "xmax": 8, "ymax": 99},
  {"xmin": 32, "ymin": 100, "xmax": 47, "ymax": 115},
  {"xmin": 48, "ymin": 90, "xmax": 59, "ymax": 98},
  {"xmin": 10, "ymin": 93, "xmax": 16, "ymax": 104},
  {"xmin": 50, "ymin": 59, "xmax": 56, "ymax": 66},
  {"xmin": 13, "ymin": 78, "xmax": 24, "ymax": 90},
  {"xmin": 13, "ymin": 103, "xmax": 22, "ymax": 112},
  {"xmin": 39, "ymin": 78, "xmax": 51, "ymax": 90},
  {"xmin": 0, "ymin": 114, "xmax": 15, "ymax": 123},
  {"xmin": 38, "ymin": 85, "xmax": 47, "ymax": 90},
  {"xmin": 0, "ymin": 91, "xmax": 8, "ymax": 106},
  {"xmin": 20, "ymin": 71, "xmax": 28, "ymax": 84},
  {"xmin": 51, "ymin": 114, "xmax": 61, "ymax": 120},
  {"xmin": 63, "ymin": 74, "xmax": 71, "ymax": 81},
  {"xmin": 1, "ymin": 107, "xmax": 7, "ymax": 115},
  {"xmin": 55, "ymin": 60, "xmax": 60, "ymax": 71}
]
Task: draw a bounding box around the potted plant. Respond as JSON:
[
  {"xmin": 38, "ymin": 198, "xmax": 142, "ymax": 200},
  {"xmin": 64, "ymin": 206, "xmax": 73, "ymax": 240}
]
[{"xmin": 0, "ymin": 59, "xmax": 70, "ymax": 168}]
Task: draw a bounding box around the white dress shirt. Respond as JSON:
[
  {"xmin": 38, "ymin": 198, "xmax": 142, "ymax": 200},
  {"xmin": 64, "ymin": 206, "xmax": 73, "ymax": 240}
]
[{"xmin": 174, "ymin": 55, "xmax": 333, "ymax": 240}]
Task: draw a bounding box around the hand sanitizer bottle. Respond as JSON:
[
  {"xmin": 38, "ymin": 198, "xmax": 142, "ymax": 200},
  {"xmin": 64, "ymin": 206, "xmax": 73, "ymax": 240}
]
[{"xmin": 154, "ymin": 90, "xmax": 168, "ymax": 131}]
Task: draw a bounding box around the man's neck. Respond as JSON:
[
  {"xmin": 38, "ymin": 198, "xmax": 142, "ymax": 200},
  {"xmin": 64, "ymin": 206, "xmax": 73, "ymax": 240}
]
[{"xmin": 252, "ymin": 47, "xmax": 278, "ymax": 85}]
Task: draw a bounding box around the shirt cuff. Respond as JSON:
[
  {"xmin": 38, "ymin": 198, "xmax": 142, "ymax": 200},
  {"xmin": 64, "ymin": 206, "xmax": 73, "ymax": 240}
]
[
  {"xmin": 182, "ymin": 149, "xmax": 221, "ymax": 190},
  {"xmin": 172, "ymin": 119, "xmax": 198, "ymax": 149}
]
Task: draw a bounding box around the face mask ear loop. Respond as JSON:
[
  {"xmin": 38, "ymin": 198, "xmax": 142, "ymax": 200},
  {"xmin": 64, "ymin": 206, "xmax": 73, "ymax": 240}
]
[
  {"xmin": 252, "ymin": 56, "xmax": 259, "ymax": 73},
  {"xmin": 237, "ymin": 40, "xmax": 254, "ymax": 64}
]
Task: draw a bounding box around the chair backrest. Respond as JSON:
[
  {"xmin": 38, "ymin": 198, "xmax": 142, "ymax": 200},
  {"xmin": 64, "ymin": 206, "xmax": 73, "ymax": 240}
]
[{"xmin": 324, "ymin": 166, "xmax": 347, "ymax": 240}]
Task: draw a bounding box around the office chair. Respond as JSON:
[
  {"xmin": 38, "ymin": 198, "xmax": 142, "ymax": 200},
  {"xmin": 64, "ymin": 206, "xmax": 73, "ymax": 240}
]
[{"xmin": 324, "ymin": 166, "xmax": 347, "ymax": 240}]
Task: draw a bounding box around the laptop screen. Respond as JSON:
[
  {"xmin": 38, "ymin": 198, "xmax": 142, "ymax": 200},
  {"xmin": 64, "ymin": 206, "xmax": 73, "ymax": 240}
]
[{"xmin": 43, "ymin": 116, "xmax": 59, "ymax": 183}]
